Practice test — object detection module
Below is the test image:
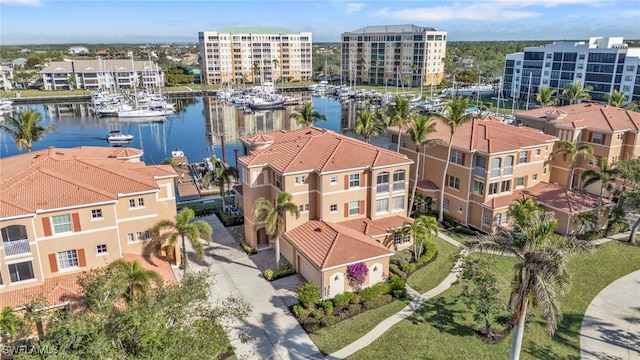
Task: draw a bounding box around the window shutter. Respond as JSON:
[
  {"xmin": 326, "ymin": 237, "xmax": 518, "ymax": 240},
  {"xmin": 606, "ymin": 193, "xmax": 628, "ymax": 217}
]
[
  {"xmin": 588, "ymin": 132, "xmax": 593, "ymax": 142},
  {"xmin": 361, "ymin": 172, "xmax": 367, "ymax": 186},
  {"xmin": 344, "ymin": 175, "xmax": 349, "ymax": 190},
  {"xmin": 77, "ymin": 249, "xmax": 86, "ymax": 267},
  {"xmin": 461, "ymin": 153, "xmax": 466, "ymax": 166},
  {"xmin": 48, "ymin": 253, "xmax": 58, "ymax": 273},
  {"xmin": 359, "ymin": 200, "xmax": 365, "ymax": 215},
  {"xmin": 601, "ymin": 134, "xmax": 606, "ymax": 145},
  {"xmin": 344, "ymin": 203, "xmax": 349, "ymax": 217},
  {"xmin": 72, "ymin": 213, "xmax": 81, "ymax": 232},
  {"xmin": 524, "ymin": 176, "xmax": 528, "ymax": 188},
  {"xmin": 527, "ymin": 150, "xmax": 532, "ymax": 163},
  {"xmin": 42, "ymin": 217, "xmax": 52, "ymax": 237}
]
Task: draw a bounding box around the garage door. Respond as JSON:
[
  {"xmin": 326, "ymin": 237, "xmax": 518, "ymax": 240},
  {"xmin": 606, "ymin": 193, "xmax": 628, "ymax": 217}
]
[
  {"xmin": 329, "ymin": 272, "xmax": 345, "ymax": 298},
  {"xmin": 369, "ymin": 263, "xmax": 383, "ymax": 286}
]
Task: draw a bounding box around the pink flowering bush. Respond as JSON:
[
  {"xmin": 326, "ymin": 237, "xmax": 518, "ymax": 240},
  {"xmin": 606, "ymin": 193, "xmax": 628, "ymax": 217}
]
[{"xmin": 346, "ymin": 262, "xmax": 369, "ymax": 291}]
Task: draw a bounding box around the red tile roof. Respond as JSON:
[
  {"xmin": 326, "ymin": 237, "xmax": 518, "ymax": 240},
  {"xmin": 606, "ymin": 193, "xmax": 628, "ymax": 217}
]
[
  {"xmin": 417, "ymin": 179, "xmax": 440, "ymax": 190},
  {"xmin": 239, "ymin": 127, "xmax": 412, "ymax": 173},
  {"xmin": 283, "ymin": 220, "xmax": 393, "ymax": 268},
  {"xmin": 0, "ymin": 147, "xmax": 176, "ymax": 218},
  {"xmin": 339, "ymin": 215, "xmax": 411, "ymax": 237},
  {"xmin": 516, "ymin": 103, "xmax": 640, "ymax": 132}
]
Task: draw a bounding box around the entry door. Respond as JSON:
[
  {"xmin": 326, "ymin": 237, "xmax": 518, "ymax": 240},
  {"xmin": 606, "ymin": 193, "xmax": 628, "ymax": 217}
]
[
  {"xmin": 369, "ymin": 263, "xmax": 383, "ymax": 286},
  {"xmin": 329, "ymin": 272, "xmax": 345, "ymax": 298}
]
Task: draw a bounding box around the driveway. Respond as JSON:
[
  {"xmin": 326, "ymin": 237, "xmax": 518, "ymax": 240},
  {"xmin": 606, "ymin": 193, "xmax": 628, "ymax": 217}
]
[
  {"xmin": 580, "ymin": 270, "xmax": 640, "ymax": 360},
  {"xmin": 176, "ymin": 215, "xmax": 322, "ymax": 360}
]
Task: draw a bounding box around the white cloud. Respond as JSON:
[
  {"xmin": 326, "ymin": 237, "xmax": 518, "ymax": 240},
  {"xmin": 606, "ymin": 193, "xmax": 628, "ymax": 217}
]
[
  {"xmin": 376, "ymin": 4, "xmax": 542, "ymax": 22},
  {"xmin": 345, "ymin": 2, "xmax": 365, "ymax": 14},
  {"xmin": 0, "ymin": 0, "xmax": 41, "ymax": 5}
]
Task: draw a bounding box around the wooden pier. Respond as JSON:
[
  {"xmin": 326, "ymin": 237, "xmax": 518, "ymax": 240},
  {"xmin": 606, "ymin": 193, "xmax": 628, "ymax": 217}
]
[{"xmin": 171, "ymin": 155, "xmax": 201, "ymax": 202}]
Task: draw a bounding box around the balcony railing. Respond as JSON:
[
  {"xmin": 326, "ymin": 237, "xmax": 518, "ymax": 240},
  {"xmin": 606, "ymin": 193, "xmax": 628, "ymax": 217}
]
[
  {"xmin": 376, "ymin": 183, "xmax": 390, "ymax": 193},
  {"xmin": 393, "ymin": 181, "xmax": 405, "ymax": 191},
  {"xmin": 503, "ymin": 166, "xmax": 514, "ymax": 176},
  {"xmin": 474, "ymin": 167, "xmax": 486, "ymax": 177},
  {"xmin": 3, "ymin": 239, "xmax": 31, "ymax": 256},
  {"xmin": 490, "ymin": 168, "xmax": 501, "ymax": 178}
]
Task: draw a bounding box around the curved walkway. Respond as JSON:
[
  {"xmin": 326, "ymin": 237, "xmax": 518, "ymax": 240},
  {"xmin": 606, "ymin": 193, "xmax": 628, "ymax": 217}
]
[
  {"xmin": 580, "ymin": 270, "xmax": 640, "ymax": 360},
  {"xmin": 327, "ymin": 233, "xmax": 465, "ymax": 360}
]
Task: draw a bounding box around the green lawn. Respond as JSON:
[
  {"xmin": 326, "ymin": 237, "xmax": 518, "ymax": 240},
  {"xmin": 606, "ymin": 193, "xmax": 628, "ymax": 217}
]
[
  {"xmin": 349, "ymin": 241, "xmax": 640, "ymax": 360},
  {"xmin": 406, "ymin": 236, "xmax": 461, "ymax": 293},
  {"xmin": 308, "ymin": 298, "xmax": 412, "ymax": 355}
]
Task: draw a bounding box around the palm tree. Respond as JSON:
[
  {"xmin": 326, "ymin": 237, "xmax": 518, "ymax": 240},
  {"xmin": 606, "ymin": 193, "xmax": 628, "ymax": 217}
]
[
  {"xmin": 572, "ymin": 210, "xmax": 598, "ymax": 234},
  {"xmin": 553, "ymin": 140, "xmax": 595, "ymax": 189},
  {"xmin": 252, "ymin": 192, "xmax": 300, "ymax": 269},
  {"xmin": 562, "ymin": 81, "xmax": 593, "ymax": 104},
  {"xmin": 438, "ymin": 95, "xmax": 473, "ymax": 222},
  {"xmin": 107, "ymin": 259, "xmax": 162, "ymax": 303},
  {"xmin": 351, "ymin": 110, "xmax": 385, "ymax": 144},
  {"xmin": 0, "ymin": 306, "xmax": 22, "ymax": 341},
  {"xmin": 151, "ymin": 207, "xmax": 212, "ymax": 277},
  {"xmin": 253, "ymin": 61, "xmax": 260, "ymax": 83},
  {"xmin": 211, "ymin": 157, "xmax": 235, "ymax": 208},
  {"xmin": 386, "ymin": 95, "xmax": 412, "ymax": 152},
  {"xmin": 535, "ymin": 86, "xmax": 559, "ymax": 107},
  {"xmin": 471, "ymin": 205, "xmax": 578, "ymax": 360},
  {"xmin": 508, "ymin": 197, "xmax": 540, "ymax": 229},
  {"xmin": 605, "ymin": 89, "xmax": 628, "ymax": 108},
  {"xmin": 406, "ymin": 114, "xmax": 440, "ymax": 215},
  {"xmin": 290, "ymin": 102, "xmax": 327, "ymax": 127},
  {"xmin": 272, "ymin": 58, "xmax": 280, "ymax": 86},
  {"xmin": 402, "ymin": 215, "xmax": 438, "ymax": 260},
  {"xmin": 581, "ymin": 158, "xmax": 620, "ymax": 221},
  {"xmin": 1, "ymin": 109, "xmax": 56, "ymax": 152}
]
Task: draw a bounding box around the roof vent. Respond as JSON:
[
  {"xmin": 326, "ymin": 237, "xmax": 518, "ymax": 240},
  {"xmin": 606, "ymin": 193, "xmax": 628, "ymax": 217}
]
[{"xmin": 315, "ymin": 224, "xmax": 327, "ymax": 232}]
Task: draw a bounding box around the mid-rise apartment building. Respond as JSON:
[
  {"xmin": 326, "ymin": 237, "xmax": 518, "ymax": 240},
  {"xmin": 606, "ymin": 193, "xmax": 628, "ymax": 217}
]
[
  {"xmin": 341, "ymin": 24, "xmax": 447, "ymax": 87},
  {"xmin": 503, "ymin": 37, "xmax": 640, "ymax": 104},
  {"xmin": 198, "ymin": 29, "xmax": 312, "ymax": 85},
  {"xmin": 40, "ymin": 59, "xmax": 165, "ymax": 91},
  {"xmin": 389, "ymin": 115, "xmax": 605, "ymax": 235},
  {"xmin": 0, "ymin": 147, "xmax": 177, "ymax": 307},
  {"xmin": 0, "ymin": 65, "xmax": 13, "ymax": 90},
  {"xmin": 236, "ymin": 127, "xmax": 414, "ymax": 298}
]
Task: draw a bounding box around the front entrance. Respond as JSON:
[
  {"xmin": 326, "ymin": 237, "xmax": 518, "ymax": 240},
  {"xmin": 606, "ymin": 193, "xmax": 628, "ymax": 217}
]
[{"xmin": 257, "ymin": 228, "xmax": 269, "ymax": 249}]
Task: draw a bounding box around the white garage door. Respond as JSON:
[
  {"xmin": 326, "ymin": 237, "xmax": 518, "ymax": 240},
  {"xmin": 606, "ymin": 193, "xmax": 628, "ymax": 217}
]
[
  {"xmin": 369, "ymin": 263, "xmax": 383, "ymax": 286},
  {"xmin": 329, "ymin": 272, "xmax": 345, "ymax": 298}
]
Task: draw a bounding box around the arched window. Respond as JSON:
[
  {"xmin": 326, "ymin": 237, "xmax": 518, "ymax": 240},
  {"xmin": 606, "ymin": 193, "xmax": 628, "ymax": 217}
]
[
  {"xmin": 504, "ymin": 156, "xmax": 514, "ymax": 175},
  {"xmin": 376, "ymin": 172, "xmax": 390, "ymax": 192},
  {"xmin": 491, "ymin": 158, "xmax": 501, "ymax": 177},
  {"xmin": 393, "ymin": 170, "xmax": 406, "ymax": 190},
  {"xmin": 1, "ymin": 225, "xmax": 27, "ymax": 243}
]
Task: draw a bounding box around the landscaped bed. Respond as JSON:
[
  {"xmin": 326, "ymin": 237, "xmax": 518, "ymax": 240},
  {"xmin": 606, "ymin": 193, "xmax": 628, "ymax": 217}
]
[{"xmin": 406, "ymin": 236, "xmax": 460, "ymax": 293}]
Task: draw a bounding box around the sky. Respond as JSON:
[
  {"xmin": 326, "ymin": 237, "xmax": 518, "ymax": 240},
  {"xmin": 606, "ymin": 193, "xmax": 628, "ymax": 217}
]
[{"xmin": 1, "ymin": 0, "xmax": 639, "ymax": 45}]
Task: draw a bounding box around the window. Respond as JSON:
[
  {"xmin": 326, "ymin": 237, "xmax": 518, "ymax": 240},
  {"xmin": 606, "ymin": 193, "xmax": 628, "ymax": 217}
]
[
  {"xmin": 8, "ymin": 261, "xmax": 34, "ymax": 282},
  {"xmin": 579, "ymin": 54, "xmax": 585, "ymax": 60},
  {"xmin": 516, "ymin": 177, "xmax": 525, "ymax": 187},
  {"xmin": 501, "ymin": 180, "xmax": 512, "ymax": 193},
  {"xmin": 129, "ymin": 199, "xmax": 136, "ymax": 208},
  {"xmin": 295, "ymin": 176, "xmax": 306, "ymax": 185},
  {"xmin": 443, "ymin": 198, "xmax": 450, "ymax": 211},
  {"xmin": 1, "ymin": 225, "xmax": 27, "ymax": 243},
  {"xmin": 489, "ymin": 182, "xmax": 499, "ymax": 195},
  {"xmin": 393, "ymin": 170, "xmax": 406, "ymax": 190},
  {"xmin": 138, "ymin": 198, "xmax": 145, "ymax": 207},
  {"xmin": 519, "ymin": 151, "xmax": 528, "ymax": 164},
  {"xmin": 450, "ymin": 151, "xmax": 463, "ymax": 165},
  {"xmin": 304, "ymin": 204, "xmax": 310, "ymax": 212},
  {"xmin": 458, "ymin": 203, "xmax": 463, "ymax": 213},
  {"xmin": 57, "ymin": 250, "xmax": 79, "ymax": 270},
  {"xmin": 627, "ymin": 65, "xmax": 635, "ymax": 72},
  {"xmin": 536, "ymin": 149, "xmax": 541, "ymax": 156},
  {"xmin": 376, "ymin": 198, "xmax": 389, "ymax": 213},
  {"xmin": 483, "ymin": 213, "xmax": 490, "ymax": 225},
  {"xmin": 330, "ymin": 204, "xmax": 338, "ymax": 213},
  {"xmin": 275, "ymin": 174, "xmax": 281, "ymax": 189},
  {"xmin": 330, "ymin": 176, "xmax": 337, "ymax": 185},
  {"xmin": 617, "ymin": 133, "xmax": 623, "ymax": 140},
  {"xmin": 51, "ymin": 214, "xmax": 72, "ymax": 234},
  {"xmin": 448, "ymin": 175, "xmax": 460, "ymax": 190},
  {"xmin": 348, "ymin": 201, "xmax": 360, "ymax": 216},
  {"xmin": 592, "ymin": 133, "xmax": 603, "ymax": 144},
  {"xmin": 495, "ymin": 213, "xmax": 509, "ymax": 226},
  {"xmin": 96, "ymin": 244, "xmax": 107, "ymax": 255},
  {"xmin": 394, "ymin": 232, "xmax": 411, "ymax": 245},
  {"xmin": 299, "ymin": 204, "xmax": 310, "ymax": 212},
  {"xmin": 392, "ymin": 196, "xmax": 405, "ymax": 211},
  {"xmin": 91, "ymin": 209, "xmax": 103, "ymax": 219},
  {"xmin": 377, "ymin": 172, "xmax": 390, "ymax": 192},
  {"xmin": 473, "ymin": 180, "xmax": 484, "ymax": 195},
  {"xmin": 136, "ymin": 232, "xmax": 143, "ymax": 241},
  {"xmin": 532, "ymin": 174, "xmax": 538, "ymax": 181},
  {"xmin": 349, "ymin": 173, "xmax": 360, "ymax": 188}
]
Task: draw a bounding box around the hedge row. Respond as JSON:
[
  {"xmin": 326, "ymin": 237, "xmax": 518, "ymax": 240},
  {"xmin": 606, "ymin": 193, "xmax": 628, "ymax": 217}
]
[
  {"xmin": 576, "ymin": 222, "xmax": 629, "ymax": 241},
  {"xmin": 389, "ymin": 242, "xmax": 438, "ymax": 280},
  {"xmin": 264, "ymin": 263, "xmax": 296, "ymax": 281},
  {"xmin": 239, "ymin": 236, "xmax": 257, "ymax": 255}
]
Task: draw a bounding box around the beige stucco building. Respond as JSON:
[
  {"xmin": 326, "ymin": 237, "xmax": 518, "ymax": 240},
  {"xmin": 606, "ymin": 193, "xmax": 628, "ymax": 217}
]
[
  {"xmin": 236, "ymin": 127, "xmax": 414, "ymax": 299},
  {"xmin": 0, "ymin": 147, "xmax": 177, "ymax": 307}
]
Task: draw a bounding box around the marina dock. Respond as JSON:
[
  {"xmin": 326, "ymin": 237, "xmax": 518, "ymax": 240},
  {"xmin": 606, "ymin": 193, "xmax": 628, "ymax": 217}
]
[{"xmin": 171, "ymin": 155, "xmax": 201, "ymax": 202}]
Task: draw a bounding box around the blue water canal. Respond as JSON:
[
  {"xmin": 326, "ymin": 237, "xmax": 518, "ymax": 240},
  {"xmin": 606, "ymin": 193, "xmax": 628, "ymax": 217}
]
[{"xmin": 0, "ymin": 96, "xmax": 386, "ymax": 166}]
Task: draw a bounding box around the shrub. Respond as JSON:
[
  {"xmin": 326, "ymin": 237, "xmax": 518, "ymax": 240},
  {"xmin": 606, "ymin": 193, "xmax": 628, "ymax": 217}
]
[
  {"xmin": 390, "ymin": 250, "xmax": 412, "ymax": 266},
  {"xmin": 389, "ymin": 264, "xmax": 406, "ymax": 279},
  {"xmin": 300, "ymin": 318, "xmax": 320, "ymax": 333},
  {"xmin": 264, "ymin": 269, "xmax": 275, "ymax": 281},
  {"xmin": 577, "ymin": 229, "xmax": 606, "ymax": 241},
  {"xmin": 312, "ymin": 308, "xmax": 325, "ymax": 320},
  {"xmin": 297, "ymin": 282, "xmax": 321, "ymax": 309},
  {"xmin": 320, "ymin": 301, "xmax": 333, "ymax": 316},
  {"xmin": 320, "ymin": 316, "xmax": 338, "ymax": 327},
  {"xmin": 401, "ymin": 262, "xmax": 417, "ymax": 273},
  {"xmin": 364, "ymin": 294, "xmax": 393, "ymax": 310},
  {"xmin": 441, "ymin": 213, "xmax": 461, "ymax": 229},
  {"xmin": 346, "ymin": 262, "xmax": 369, "ymax": 292},
  {"xmin": 239, "ymin": 236, "xmax": 257, "ymax": 255},
  {"xmin": 347, "ymin": 303, "xmax": 362, "ymax": 315},
  {"xmin": 453, "ymin": 225, "xmax": 480, "ymax": 236},
  {"xmin": 332, "ymin": 293, "xmax": 351, "ymax": 307},
  {"xmin": 264, "ymin": 263, "xmax": 297, "ymax": 282},
  {"xmin": 349, "ymin": 293, "xmax": 362, "ymax": 305},
  {"xmin": 389, "ymin": 274, "xmax": 406, "ymax": 298},
  {"xmin": 292, "ymin": 304, "xmax": 307, "ymax": 318},
  {"xmin": 607, "ymin": 222, "xmax": 629, "ymax": 236},
  {"xmin": 361, "ymin": 283, "xmax": 391, "ymax": 301}
]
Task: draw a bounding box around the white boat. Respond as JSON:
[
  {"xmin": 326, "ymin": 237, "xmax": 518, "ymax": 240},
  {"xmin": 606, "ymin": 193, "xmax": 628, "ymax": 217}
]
[
  {"xmin": 117, "ymin": 108, "xmax": 166, "ymax": 118},
  {"xmin": 107, "ymin": 130, "xmax": 133, "ymax": 142}
]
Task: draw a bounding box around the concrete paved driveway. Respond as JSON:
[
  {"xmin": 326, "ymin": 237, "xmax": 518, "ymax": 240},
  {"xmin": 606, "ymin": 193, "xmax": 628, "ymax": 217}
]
[{"xmin": 581, "ymin": 270, "xmax": 640, "ymax": 360}]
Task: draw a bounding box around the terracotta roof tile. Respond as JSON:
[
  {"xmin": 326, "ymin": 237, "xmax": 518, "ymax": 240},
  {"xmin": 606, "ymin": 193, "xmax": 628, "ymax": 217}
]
[
  {"xmin": 339, "ymin": 215, "xmax": 411, "ymax": 237},
  {"xmin": 517, "ymin": 103, "xmax": 640, "ymax": 132},
  {"xmin": 417, "ymin": 179, "xmax": 440, "ymax": 190}
]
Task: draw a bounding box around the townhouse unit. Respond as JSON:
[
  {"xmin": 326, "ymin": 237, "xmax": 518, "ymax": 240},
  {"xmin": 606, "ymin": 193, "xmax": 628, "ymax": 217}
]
[
  {"xmin": 389, "ymin": 115, "xmax": 605, "ymax": 235},
  {"xmin": 198, "ymin": 28, "xmax": 312, "ymax": 85},
  {"xmin": 516, "ymin": 103, "xmax": 640, "ymax": 194},
  {"xmin": 236, "ymin": 127, "xmax": 414, "ymax": 298},
  {"xmin": 0, "ymin": 147, "xmax": 177, "ymax": 307},
  {"xmin": 502, "ymin": 36, "xmax": 640, "ymax": 104},
  {"xmin": 341, "ymin": 24, "xmax": 447, "ymax": 87},
  {"xmin": 40, "ymin": 59, "xmax": 165, "ymax": 91}
]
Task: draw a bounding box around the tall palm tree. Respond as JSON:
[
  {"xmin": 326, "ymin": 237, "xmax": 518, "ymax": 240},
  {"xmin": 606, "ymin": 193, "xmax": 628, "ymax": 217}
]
[
  {"xmin": 151, "ymin": 207, "xmax": 212, "ymax": 277},
  {"xmin": 471, "ymin": 205, "xmax": 578, "ymax": 360},
  {"xmin": 252, "ymin": 192, "xmax": 300, "ymax": 269},
  {"xmin": 0, "ymin": 306, "xmax": 22, "ymax": 341},
  {"xmin": 107, "ymin": 259, "xmax": 163, "ymax": 303},
  {"xmin": 562, "ymin": 81, "xmax": 593, "ymax": 105},
  {"xmin": 401, "ymin": 215, "xmax": 438, "ymax": 260},
  {"xmin": 535, "ymin": 86, "xmax": 559, "ymax": 107},
  {"xmin": 290, "ymin": 102, "xmax": 327, "ymax": 127},
  {"xmin": 581, "ymin": 158, "xmax": 619, "ymax": 220},
  {"xmin": 386, "ymin": 94, "xmax": 412, "ymax": 152},
  {"xmin": 508, "ymin": 196, "xmax": 540, "ymax": 229},
  {"xmin": 351, "ymin": 110, "xmax": 385, "ymax": 144},
  {"xmin": 438, "ymin": 95, "xmax": 472, "ymax": 222},
  {"xmin": 253, "ymin": 61, "xmax": 260, "ymax": 83},
  {"xmin": 272, "ymin": 58, "xmax": 280, "ymax": 86},
  {"xmin": 605, "ymin": 89, "xmax": 628, "ymax": 108},
  {"xmin": 1, "ymin": 109, "xmax": 56, "ymax": 152},
  {"xmin": 406, "ymin": 114, "xmax": 440, "ymax": 215},
  {"xmin": 572, "ymin": 210, "xmax": 598, "ymax": 234},
  {"xmin": 553, "ymin": 140, "xmax": 595, "ymax": 189}
]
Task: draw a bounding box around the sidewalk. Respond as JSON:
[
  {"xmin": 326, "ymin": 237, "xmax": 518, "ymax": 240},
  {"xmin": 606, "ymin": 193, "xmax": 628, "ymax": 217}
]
[{"xmin": 174, "ymin": 215, "xmax": 322, "ymax": 360}]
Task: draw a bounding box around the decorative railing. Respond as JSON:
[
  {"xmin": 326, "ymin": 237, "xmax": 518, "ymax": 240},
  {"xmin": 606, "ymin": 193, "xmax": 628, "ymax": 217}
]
[
  {"xmin": 376, "ymin": 183, "xmax": 390, "ymax": 193},
  {"xmin": 490, "ymin": 168, "xmax": 501, "ymax": 177},
  {"xmin": 392, "ymin": 181, "xmax": 405, "ymax": 191},
  {"xmin": 474, "ymin": 167, "xmax": 486, "ymax": 177},
  {"xmin": 503, "ymin": 166, "xmax": 514, "ymax": 176},
  {"xmin": 3, "ymin": 239, "xmax": 30, "ymax": 256}
]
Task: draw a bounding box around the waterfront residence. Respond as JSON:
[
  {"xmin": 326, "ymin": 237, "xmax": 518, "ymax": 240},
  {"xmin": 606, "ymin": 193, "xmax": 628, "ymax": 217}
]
[
  {"xmin": 0, "ymin": 147, "xmax": 178, "ymax": 308},
  {"xmin": 516, "ymin": 103, "xmax": 640, "ymax": 194},
  {"xmin": 198, "ymin": 27, "xmax": 312, "ymax": 85},
  {"xmin": 389, "ymin": 115, "xmax": 606, "ymax": 235},
  {"xmin": 341, "ymin": 24, "xmax": 447, "ymax": 87},
  {"xmin": 40, "ymin": 59, "xmax": 165, "ymax": 91},
  {"xmin": 502, "ymin": 36, "xmax": 640, "ymax": 104},
  {"xmin": 0, "ymin": 65, "xmax": 13, "ymax": 90},
  {"xmin": 237, "ymin": 127, "xmax": 414, "ymax": 298}
]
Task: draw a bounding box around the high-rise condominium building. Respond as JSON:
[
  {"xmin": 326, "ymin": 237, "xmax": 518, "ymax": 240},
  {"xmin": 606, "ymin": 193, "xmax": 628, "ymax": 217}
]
[
  {"xmin": 502, "ymin": 37, "xmax": 640, "ymax": 104},
  {"xmin": 341, "ymin": 24, "xmax": 447, "ymax": 87},
  {"xmin": 198, "ymin": 28, "xmax": 312, "ymax": 85}
]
